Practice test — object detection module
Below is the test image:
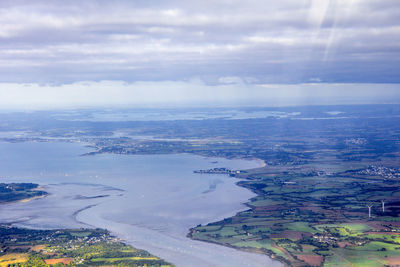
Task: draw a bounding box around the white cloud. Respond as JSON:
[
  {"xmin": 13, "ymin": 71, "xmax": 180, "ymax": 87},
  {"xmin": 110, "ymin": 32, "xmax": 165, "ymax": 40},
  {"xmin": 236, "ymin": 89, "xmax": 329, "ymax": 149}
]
[{"xmin": 0, "ymin": 0, "xmax": 398, "ymax": 88}]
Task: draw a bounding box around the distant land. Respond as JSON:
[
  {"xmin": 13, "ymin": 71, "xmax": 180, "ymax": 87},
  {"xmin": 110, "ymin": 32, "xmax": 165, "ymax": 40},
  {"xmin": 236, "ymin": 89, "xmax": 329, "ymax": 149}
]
[{"xmin": 0, "ymin": 104, "xmax": 400, "ymax": 266}]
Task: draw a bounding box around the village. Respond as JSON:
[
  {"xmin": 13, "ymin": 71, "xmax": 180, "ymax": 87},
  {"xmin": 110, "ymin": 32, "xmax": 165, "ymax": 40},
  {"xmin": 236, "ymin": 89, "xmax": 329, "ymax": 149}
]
[{"xmin": 194, "ymin": 167, "xmax": 244, "ymax": 175}]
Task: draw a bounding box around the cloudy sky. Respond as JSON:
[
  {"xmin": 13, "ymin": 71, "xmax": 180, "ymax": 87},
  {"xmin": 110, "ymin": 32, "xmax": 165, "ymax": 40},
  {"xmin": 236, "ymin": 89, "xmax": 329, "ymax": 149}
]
[{"xmin": 0, "ymin": 0, "xmax": 399, "ymax": 109}]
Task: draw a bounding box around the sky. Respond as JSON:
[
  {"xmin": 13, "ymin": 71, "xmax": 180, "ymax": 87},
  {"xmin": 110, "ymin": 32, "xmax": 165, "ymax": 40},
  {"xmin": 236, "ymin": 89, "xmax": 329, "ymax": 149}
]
[{"xmin": 0, "ymin": 0, "xmax": 399, "ymax": 109}]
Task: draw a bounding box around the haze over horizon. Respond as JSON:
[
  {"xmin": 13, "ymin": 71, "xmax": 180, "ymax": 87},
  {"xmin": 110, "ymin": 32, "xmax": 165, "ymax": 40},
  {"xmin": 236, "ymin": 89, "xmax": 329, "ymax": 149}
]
[{"xmin": 1, "ymin": 0, "xmax": 399, "ymax": 109}]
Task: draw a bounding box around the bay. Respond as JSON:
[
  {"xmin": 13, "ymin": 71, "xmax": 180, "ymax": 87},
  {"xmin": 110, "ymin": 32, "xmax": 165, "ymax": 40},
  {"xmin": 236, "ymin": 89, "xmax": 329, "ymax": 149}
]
[{"xmin": 0, "ymin": 141, "xmax": 281, "ymax": 267}]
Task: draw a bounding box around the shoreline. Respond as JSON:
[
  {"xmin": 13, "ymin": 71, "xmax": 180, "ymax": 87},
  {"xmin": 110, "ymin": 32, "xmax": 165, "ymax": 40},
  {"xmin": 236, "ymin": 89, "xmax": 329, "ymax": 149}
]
[
  {"xmin": 185, "ymin": 158, "xmax": 288, "ymax": 266},
  {"xmin": 71, "ymin": 154, "xmax": 277, "ymax": 266},
  {"xmin": 187, "ymin": 227, "xmax": 287, "ymax": 266},
  {"xmin": 18, "ymin": 194, "xmax": 47, "ymax": 203},
  {"xmin": 0, "ymin": 194, "xmax": 47, "ymax": 205},
  {"xmin": 0, "ymin": 187, "xmax": 48, "ymax": 206},
  {"xmin": 0, "ymin": 152, "xmax": 277, "ymax": 267}
]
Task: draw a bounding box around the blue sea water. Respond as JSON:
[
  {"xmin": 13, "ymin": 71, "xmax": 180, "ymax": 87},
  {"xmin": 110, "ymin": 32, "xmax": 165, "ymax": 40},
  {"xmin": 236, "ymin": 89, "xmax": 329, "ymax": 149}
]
[{"xmin": 0, "ymin": 141, "xmax": 281, "ymax": 267}]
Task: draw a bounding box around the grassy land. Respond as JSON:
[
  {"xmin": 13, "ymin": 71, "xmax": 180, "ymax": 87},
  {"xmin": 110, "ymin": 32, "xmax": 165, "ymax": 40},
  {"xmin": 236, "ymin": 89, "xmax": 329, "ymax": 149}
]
[
  {"xmin": 0, "ymin": 226, "xmax": 173, "ymax": 267},
  {"xmin": 0, "ymin": 183, "xmax": 173, "ymax": 266},
  {"xmin": 189, "ymin": 163, "xmax": 400, "ymax": 267}
]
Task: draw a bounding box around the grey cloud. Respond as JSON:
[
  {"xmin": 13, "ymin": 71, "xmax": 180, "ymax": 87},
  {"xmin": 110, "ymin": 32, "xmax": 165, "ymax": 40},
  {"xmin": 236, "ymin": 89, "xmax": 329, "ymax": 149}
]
[{"xmin": 0, "ymin": 0, "xmax": 398, "ymax": 86}]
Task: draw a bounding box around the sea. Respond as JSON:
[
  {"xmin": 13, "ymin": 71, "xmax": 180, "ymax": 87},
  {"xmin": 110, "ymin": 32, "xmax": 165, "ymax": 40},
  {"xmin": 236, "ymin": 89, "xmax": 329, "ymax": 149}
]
[{"xmin": 0, "ymin": 141, "xmax": 281, "ymax": 267}]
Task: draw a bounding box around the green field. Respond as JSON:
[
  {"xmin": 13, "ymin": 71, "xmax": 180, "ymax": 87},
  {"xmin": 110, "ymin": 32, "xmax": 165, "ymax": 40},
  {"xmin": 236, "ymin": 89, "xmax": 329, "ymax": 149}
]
[
  {"xmin": 0, "ymin": 226, "xmax": 173, "ymax": 267},
  {"xmin": 190, "ymin": 162, "xmax": 400, "ymax": 266}
]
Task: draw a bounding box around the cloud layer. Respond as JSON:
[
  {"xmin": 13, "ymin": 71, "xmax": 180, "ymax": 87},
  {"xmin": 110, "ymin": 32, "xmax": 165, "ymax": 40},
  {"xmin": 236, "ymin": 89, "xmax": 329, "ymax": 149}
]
[
  {"xmin": 1, "ymin": 0, "xmax": 399, "ymax": 84},
  {"xmin": 0, "ymin": 0, "xmax": 399, "ymax": 108}
]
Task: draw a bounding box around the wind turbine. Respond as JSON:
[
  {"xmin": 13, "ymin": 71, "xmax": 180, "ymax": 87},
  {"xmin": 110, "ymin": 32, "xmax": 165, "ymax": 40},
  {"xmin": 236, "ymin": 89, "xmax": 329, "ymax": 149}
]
[{"xmin": 367, "ymin": 205, "xmax": 373, "ymax": 218}]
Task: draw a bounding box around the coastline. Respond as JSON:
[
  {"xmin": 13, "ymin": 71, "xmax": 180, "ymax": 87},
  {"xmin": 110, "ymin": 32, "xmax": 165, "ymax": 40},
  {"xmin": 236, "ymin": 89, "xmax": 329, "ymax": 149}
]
[
  {"xmin": 251, "ymin": 158, "xmax": 267, "ymax": 168},
  {"xmin": 72, "ymin": 154, "xmax": 278, "ymax": 267},
  {"xmin": 0, "ymin": 184, "xmax": 48, "ymax": 205},
  {"xmin": 186, "ymin": 158, "xmax": 287, "ymax": 266},
  {"xmin": 18, "ymin": 194, "xmax": 47, "ymax": 203},
  {"xmin": 186, "ymin": 227, "xmax": 285, "ymax": 265},
  {"xmin": 0, "ymin": 148, "xmax": 278, "ymax": 266},
  {"xmin": 0, "ymin": 194, "xmax": 47, "ymax": 205}
]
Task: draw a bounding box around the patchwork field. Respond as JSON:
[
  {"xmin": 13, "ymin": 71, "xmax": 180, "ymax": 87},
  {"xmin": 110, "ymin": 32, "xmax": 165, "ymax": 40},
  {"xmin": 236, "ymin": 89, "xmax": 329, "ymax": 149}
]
[
  {"xmin": 190, "ymin": 162, "xmax": 400, "ymax": 266},
  {"xmin": 2, "ymin": 105, "xmax": 400, "ymax": 266},
  {"xmin": 0, "ymin": 227, "xmax": 173, "ymax": 267}
]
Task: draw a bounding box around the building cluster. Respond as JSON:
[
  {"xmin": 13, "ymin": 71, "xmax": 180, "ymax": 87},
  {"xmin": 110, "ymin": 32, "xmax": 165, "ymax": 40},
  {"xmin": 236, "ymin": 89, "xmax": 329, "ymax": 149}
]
[
  {"xmin": 194, "ymin": 167, "xmax": 242, "ymax": 175},
  {"xmin": 345, "ymin": 138, "xmax": 367, "ymax": 145},
  {"xmin": 357, "ymin": 165, "xmax": 400, "ymax": 179},
  {"xmin": 42, "ymin": 231, "xmax": 112, "ymax": 247},
  {"xmin": 312, "ymin": 234, "xmax": 337, "ymax": 245}
]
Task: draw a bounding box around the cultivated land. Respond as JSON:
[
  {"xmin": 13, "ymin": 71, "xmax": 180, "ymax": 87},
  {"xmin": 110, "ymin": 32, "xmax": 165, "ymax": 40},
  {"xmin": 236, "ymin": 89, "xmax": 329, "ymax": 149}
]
[
  {"xmin": 0, "ymin": 226, "xmax": 173, "ymax": 267},
  {"xmin": 0, "ymin": 185, "xmax": 173, "ymax": 267},
  {"xmin": 1, "ymin": 105, "xmax": 400, "ymax": 266},
  {"xmin": 189, "ymin": 164, "xmax": 400, "ymax": 266}
]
